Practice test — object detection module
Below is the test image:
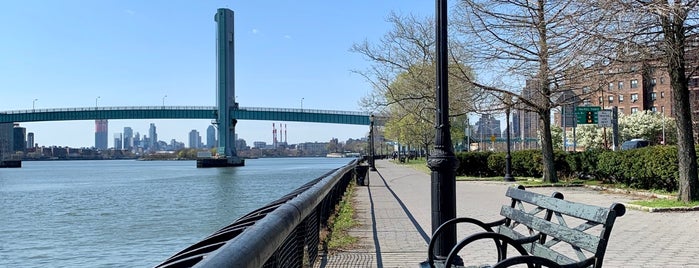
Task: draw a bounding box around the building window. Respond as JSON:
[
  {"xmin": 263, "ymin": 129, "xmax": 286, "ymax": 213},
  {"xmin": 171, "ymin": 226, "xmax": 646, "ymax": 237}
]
[
  {"xmin": 608, "ymin": 95, "xmax": 614, "ymax": 103},
  {"xmin": 631, "ymin": 93, "xmax": 639, "ymax": 102},
  {"xmin": 618, "ymin": 81, "xmax": 623, "ymax": 89},
  {"xmin": 630, "ymin": 79, "xmax": 639, "ymax": 88},
  {"xmin": 661, "ymin": 106, "xmax": 665, "ymax": 114},
  {"xmin": 651, "ymin": 106, "xmax": 657, "ymax": 112},
  {"xmin": 608, "ymin": 82, "xmax": 614, "ymax": 90},
  {"xmin": 651, "ymin": 78, "xmax": 656, "ymax": 85},
  {"xmin": 618, "ymin": 94, "xmax": 624, "ymax": 103},
  {"xmin": 660, "ymin": 77, "xmax": 664, "ymax": 84},
  {"xmin": 598, "ymin": 97, "xmax": 603, "ymax": 104},
  {"xmin": 631, "ymin": 107, "xmax": 639, "ymax": 114},
  {"xmin": 619, "ymin": 108, "xmax": 624, "ymax": 114},
  {"xmin": 651, "ymin": 92, "xmax": 657, "ymax": 101},
  {"xmin": 582, "ymin": 86, "xmax": 590, "ymax": 94},
  {"xmin": 661, "ymin": 91, "xmax": 665, "ymax": 98}
]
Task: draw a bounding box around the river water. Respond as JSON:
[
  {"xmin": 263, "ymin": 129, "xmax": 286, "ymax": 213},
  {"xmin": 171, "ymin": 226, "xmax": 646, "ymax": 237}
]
[{"xmin": 0, "ymin": 158, "xmax": 353, "ymax": 267}]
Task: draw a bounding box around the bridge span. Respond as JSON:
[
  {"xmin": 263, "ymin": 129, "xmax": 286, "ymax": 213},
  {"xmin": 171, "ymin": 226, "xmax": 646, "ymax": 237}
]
[{"xmin": 0, "ymin": 106, "xmax": 372, "ymax": 125}]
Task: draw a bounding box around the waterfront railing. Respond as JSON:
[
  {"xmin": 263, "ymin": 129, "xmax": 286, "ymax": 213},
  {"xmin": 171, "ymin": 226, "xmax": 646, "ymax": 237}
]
[{"xmin": 155, "ymin": 159, "xmax": 358, "ymax": 268}]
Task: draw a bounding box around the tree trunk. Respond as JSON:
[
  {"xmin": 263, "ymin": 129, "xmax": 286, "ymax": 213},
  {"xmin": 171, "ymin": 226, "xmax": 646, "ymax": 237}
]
[
  {"xmin": 539, "ymin": 109, "xmax": 558, "ymax": 183},
  {"xmin": 661, "ymin": 3, "xmax": 699, "ymax": 202}
]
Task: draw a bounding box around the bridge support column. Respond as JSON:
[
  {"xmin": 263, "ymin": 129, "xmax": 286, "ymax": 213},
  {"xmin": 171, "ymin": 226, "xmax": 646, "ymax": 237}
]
[{"xmin": 199, "ymin": 8, "xmax": 244, "ymax": 167}]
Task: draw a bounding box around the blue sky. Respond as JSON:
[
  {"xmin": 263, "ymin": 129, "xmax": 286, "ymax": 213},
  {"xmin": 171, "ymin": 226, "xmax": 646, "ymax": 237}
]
[{"xmin": 1, "ymin": 1, "xmax": 434, "ymax": 148}]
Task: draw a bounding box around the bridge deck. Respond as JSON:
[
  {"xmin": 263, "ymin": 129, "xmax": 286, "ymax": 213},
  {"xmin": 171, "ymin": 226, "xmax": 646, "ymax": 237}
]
[{"xmin": 0, "ymin": 106, "xmax": 372, "ymax": 125}]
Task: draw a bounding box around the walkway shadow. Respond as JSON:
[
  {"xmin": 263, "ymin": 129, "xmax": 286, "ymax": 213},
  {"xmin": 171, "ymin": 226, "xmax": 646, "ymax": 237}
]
[{"xmin": 372, "ymin": 169, "xmax": 431, "ymax": 244}]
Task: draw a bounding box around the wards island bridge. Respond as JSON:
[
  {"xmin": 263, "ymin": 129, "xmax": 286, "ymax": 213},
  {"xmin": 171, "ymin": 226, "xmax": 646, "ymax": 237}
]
[{"xmin": 0, "ymin": 106, "xmax": 371, "ymax": 125}]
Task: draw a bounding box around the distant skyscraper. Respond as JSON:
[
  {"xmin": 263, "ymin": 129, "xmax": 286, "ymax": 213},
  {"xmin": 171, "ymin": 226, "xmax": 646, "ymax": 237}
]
[
  {"xmin": 27, "ymin": 132, "xmax": 34, "ymax": 149},
  {"xmin": 114, "ymin": 133, "xmax": 123, "ymax": 150},
  {"xmin": 95, "ymin": 120, "xmax": 108, "ymax": 150},
  {"xmin": 206, "ymin": 125, "xmax": 216, "ymax": 149},
  {"xmin": 134, "ymin": 132, "xmax": 141, "ymax": 149},
  {"xmin": 13, "ymin": 125, "xmax": 26, "ymax": 152},
  {"xmin": 123, "ymin": 127, "xmax": 133, "ymax": 150},
  {"xmin": 188, "ymin": 130, "xmax": 200, "ymax": 149},
  {"xmin": 149, "ymin": 123, "xmax": 158, "ymax": 151}
]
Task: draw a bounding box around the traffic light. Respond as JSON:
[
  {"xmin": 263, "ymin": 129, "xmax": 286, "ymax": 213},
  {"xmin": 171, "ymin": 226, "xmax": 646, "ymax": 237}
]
[{"xmin": 586, "ymin": 111, "xmax": 594, "ymax": 123}]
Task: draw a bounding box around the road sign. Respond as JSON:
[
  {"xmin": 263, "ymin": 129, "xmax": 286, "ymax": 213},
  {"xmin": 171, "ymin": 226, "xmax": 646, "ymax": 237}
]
[
  {"xmin": 575, "ymin": 106, "xmax": 601, "ymax": 124},
  {"xmin": 597, "ymin": 110, "xmax": 612, "ymax": 127},
  {"xmin": 490, "ymin": 135, "xmax": 496, "ymax": 143}
]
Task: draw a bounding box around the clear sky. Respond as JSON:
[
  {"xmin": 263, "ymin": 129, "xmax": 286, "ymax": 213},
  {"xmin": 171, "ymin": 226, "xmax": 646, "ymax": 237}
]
[{"xmin": 1, "ymin": 1, "xmax": 434, "ymax": 148}]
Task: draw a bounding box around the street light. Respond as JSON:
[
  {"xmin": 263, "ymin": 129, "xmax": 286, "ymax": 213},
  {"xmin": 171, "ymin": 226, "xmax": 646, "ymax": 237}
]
[
  {"xmin": 425, "ymin": 0, "xmax": 459, "ymax": 264},
  {"xmin": 369, "ymin": 114, "xmax": 376, "ymax": 171},
  {"xmin": 504, "ymin": 95, "xmax": 515, "ymax": 182},
  {"xmin": 95, "ymin": 96, "xmax": 100, "ymax": 108},
  {"xmin": 32, "ymin": 98, "xmax": 38, "ymax": 111},
  {"xmin": 162, "ymin": 95, "xmax": 167, "ymax": 107}
]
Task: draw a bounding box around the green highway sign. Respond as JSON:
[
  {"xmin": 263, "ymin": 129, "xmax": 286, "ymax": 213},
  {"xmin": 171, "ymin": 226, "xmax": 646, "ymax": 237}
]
[{"xmin": 575, "ymin": 106, "xmax": 601, "ymax": 124}]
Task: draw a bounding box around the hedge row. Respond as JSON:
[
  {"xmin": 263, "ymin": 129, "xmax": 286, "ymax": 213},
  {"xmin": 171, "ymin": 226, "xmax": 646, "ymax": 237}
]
[
  {"xmin": 455, "ymin": 146, "xmax": 684, "ymax": 192},
  {"xmin": 455, "ymin": 150, "xmax": 570, "ymax": 179}
]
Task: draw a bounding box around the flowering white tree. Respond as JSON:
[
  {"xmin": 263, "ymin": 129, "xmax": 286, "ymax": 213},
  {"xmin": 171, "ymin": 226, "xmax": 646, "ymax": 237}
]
[{"xmin": 568, "ymin": 111, "xmax": 676, "ymax": 149}]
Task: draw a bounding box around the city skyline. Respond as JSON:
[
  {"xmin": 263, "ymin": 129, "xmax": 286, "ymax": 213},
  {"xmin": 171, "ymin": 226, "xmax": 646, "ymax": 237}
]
[
  {"xmin": 1, "ymin": 2, "xmax": 433, "ymax": 148},
  {"xmin": 15, "ymin": 120, "xmax": 367, "ymax": 150}
]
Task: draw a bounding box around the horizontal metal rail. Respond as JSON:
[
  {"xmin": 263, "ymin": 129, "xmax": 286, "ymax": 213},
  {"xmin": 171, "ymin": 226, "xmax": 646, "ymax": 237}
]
[{"xmin": 155, "ymin": 159, "xmax": 358, "ymax": 268}]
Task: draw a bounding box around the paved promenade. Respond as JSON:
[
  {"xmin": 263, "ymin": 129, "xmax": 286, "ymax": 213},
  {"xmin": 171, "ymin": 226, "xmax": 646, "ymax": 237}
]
[{"xmin": 316, "ymin": 159, "xmax": 699, "ymax": 268}]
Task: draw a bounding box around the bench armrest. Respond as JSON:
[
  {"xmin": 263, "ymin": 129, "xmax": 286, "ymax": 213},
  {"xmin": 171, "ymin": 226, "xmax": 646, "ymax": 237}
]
[
  {"xmin": 445, "ymin": 231, "xmax": 532, "ymax": 267},
  {"xmin": 427, "ymin": 217, "xmax": 506, "ymax": 267}
]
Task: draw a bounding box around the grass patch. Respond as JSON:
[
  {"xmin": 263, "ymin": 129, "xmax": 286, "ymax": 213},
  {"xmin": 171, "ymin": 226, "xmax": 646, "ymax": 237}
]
[
  {"xmin": 629, "ymin": 199, "xmax": 699, "ymax": 208},
  {"xmin": 396, "ymin": 158, "xmax": 430, "ymax": 173},
  {"xmin": 325, "ymin": 183, "xmax": 358, "ymax": 250}
]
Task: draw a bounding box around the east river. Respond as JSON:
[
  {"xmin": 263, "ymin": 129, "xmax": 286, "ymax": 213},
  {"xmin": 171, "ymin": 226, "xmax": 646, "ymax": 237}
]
[{"xmin": 0, "ymin": 158, "xmax": 353, "ymax": 267}]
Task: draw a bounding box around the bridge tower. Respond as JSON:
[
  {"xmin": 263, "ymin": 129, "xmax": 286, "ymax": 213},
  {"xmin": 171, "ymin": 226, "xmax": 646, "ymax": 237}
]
[{"xmin": 203, "ymin": 8, "xmax": 244, "ymax": 167}]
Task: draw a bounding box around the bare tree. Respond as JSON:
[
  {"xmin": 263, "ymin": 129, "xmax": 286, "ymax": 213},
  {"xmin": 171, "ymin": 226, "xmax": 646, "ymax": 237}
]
[
  {"xmin": 453, "ymin": 0, "xmax": 612, "ymax": 182},
  {"xmin": 352, "ymin": 12, "xmax": 483, "ymax": 149},
  {"xmin": 590, "ymin": 0, "xmax": 699, "ymax": 201}
]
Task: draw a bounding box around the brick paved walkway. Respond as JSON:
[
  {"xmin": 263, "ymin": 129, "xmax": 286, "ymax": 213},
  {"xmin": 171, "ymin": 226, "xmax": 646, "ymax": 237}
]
[{"xmin": 316, "ymin": 159, "xmax": 699, "ymax": 268}]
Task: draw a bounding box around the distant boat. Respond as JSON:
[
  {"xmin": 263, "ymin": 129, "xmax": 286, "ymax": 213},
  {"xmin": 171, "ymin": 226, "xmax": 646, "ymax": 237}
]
[
  {"xmin": 326, "ymin": 152, "xmax": 361, "ymax": 158},
  {"xmin": 326, "ymin": 152, "xmax": 345, "ymax": 158}
]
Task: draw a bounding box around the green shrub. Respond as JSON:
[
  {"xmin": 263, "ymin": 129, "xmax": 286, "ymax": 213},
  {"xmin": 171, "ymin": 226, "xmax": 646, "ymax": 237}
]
[
  {"xmin": 487, "ymin": 153, "xmax": 505, "ymax": 175},
  {"xmin": 456, "ymin": 151, "xmax": 494, "ymax": 177},
  {"xmin": 511, "ymin": 150, "xmax": 543, "ymax": 177}
]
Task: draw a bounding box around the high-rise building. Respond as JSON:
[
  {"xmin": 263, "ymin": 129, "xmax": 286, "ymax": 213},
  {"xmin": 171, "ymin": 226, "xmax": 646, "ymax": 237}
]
[
  {"xmin": 27, "ymin": 132, "xmax": 34, "ymax": 149},
  {"xmin": 189, "ymin": 129, "xmax": 201, "ymax": 149},
  {"xmin": 123, "ymin": 127, "xmax": 133, "ymax": 151},
  {"xmin": 134, "ymin": 132, "xmax": 141, "ymax": 149},
  {"xmin": 149, "ymin": 123, "xmax": 158, "ymax": 151},
  {"xmin": 206, "ymin": 125, "xmax": 216, "ymax": 148},
  {"xmin": 13, "ymin": 124, "xmax": 26, "ymax": 152},
  {"xmin": 95, "ymin": 120, "xmax": 108, "ymax": 150},
  {"xmin": 114, "ymin": 133, "xmax": 123, "ymax": 150}
]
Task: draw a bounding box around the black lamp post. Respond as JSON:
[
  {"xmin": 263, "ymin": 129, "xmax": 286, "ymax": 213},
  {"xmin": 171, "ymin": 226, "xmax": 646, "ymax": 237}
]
[
  {"xmin": 425, "ymin": 0, "xmax": 459, "ymax": 264},
  {"xmin": 504, "ymin": 95, "xmax": 515, "ymax": 182},
  {"xmin": 369, "ymin": 114, "xmax": 377, "ymax": 171}
]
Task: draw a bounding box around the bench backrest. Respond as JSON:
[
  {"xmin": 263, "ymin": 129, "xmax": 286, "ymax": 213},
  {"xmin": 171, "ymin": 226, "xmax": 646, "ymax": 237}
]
[{"xmin": 498, "ymin": 186, "xmax": 625, "ymax": 268}]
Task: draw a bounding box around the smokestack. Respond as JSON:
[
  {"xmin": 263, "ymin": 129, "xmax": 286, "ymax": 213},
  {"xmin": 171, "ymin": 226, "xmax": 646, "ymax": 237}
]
[{"xmin": 272, "ymin": 123, "xmax": 277, "ymax": 148}]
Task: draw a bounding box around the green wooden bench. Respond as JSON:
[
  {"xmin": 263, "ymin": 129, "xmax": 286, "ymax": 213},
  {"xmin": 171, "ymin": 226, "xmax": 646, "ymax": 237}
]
[{"xmin": 425, "ymin": 185, "xmax": 625, "ymax": 268}]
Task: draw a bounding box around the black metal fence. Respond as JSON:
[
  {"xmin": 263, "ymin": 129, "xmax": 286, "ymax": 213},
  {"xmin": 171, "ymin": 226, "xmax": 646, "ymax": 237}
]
[{"xmin": 155, "ymin": 159, "xmax": 358, "ymax": 268}]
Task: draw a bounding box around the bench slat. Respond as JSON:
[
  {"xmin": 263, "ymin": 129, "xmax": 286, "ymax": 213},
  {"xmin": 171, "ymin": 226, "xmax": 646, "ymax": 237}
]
[
  {"xmin": 500, "ymin": 206, "xmax": 601, "ymax": 253},
  {"xmin": 497, "ymin": 226, "xmax": 577, "ymax": 265},
  {"xmin": 506, "ymin": 187, "xmax": 612, "ymax": 224}
]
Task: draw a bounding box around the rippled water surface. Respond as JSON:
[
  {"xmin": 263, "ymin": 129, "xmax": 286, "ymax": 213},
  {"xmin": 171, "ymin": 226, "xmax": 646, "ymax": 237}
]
[{"xmin": 0, "ymin": 158, "xmax": 352, "ymax": 267}]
